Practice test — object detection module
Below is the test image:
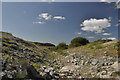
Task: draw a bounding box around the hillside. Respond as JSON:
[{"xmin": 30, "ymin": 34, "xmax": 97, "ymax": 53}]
[
  {"xmin": 1, "ymin": 32, "xmax": 55, "ymax": 79},
  {"xmin": 0, "ymin": 32, "xmax": 120, "ymax": 79}
]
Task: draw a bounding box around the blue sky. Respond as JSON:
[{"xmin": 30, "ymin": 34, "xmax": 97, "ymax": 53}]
[
  {"xmin": 2, "ymin": 0, "xmax": 118, "ymax": 2},
  {"xmin": 2, "ymin": 2, "xmax": 119, "ymax": 45},
  {"xmin": 0, "ymin": 2, "xmax": 2, "ymax": 31}
]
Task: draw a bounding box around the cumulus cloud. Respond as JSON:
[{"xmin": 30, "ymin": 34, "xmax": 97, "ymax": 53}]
[
  {"xmin": 115, "ymin": 23, "xmax": 120, "ymax": 27},
  {"xmin": 100, "ymin": 0, "xmax": 116, "ymax": 3},
  {"xmin": 100, "ymin": 0, "xmax": 109, "ymax": 2},
  {"xmin": 53, "ymin": 16, "xmax": 65, "ymax": 20},
  {"xmin": 107, "ymin": 37, "xmax": 117, "ymax": 40},
  {"xmin": 40, "ymin": 0, "xmax": 55, "ymax": 2},
  {"xmin": 38, "ymin": 13, "xmax": 65, "ymax": 20},
  {"xmin": 77, "ymin": 32, "xmax": 82, "ymax": 35},
  {"xmin": 33, "ymin": 13, "xmax": 65, "ymax": 24},
  {"xmin": 33, "ymin": 21, "xmax": 45, "ymax": 24},
  {"xmin": 102, "ymin": 37, "xmax": 117, "ymax": 40},
  {"xmin": 116, "ymin": 0, "xmax": 120, "ymax": 8},
  {"xmin": 115, "ymin": 20, "xmax": 120, "ymax": 26},
  {"xmin": 38, "ymin": 13, "xmax": 52, "ymax": 20},
  {"xmin": 108, "ymin": 17, "xmax": 112, "ymax": 21},
  {"xmin": 80, "ymin": 18, "xmax": 111, "ymax": 33},
  {"xmin": 100, "ymin": 0, "xmax": 114, "ymax": 3},
  {"xmin": 102, "ymin": 33, "xmax": 112, "ymax": 35}
]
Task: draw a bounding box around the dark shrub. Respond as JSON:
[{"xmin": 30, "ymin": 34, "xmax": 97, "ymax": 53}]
[
  {"xmin": 56, "ymin": 42, "xmax": 68, "ymax": 50},
  {"xmin": 94, "ymin": 39, "xmax": 112, "ymax": 43},
  {"xmin": 34, "ymin": 42, "xmax": 55, "ymax": 47},
  {"xmin": 70, "ymin": 37, "xmax": 89, "ymax": 47}
]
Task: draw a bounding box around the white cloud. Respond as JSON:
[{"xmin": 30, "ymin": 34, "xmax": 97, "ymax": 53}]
[
  {"xmin": 100, "ymin": 0, "xmax": 114, "ymax": 3},
  {"xmin": 33, "ymin": 21, "xmax": 45, "ymax": 24},
  {"xmin": 107, "ymin": 37, "xmax": 117, "ymax": 40},
  {"xmin": 38, "ymin": 13, "xmax": 65, "ymax": 20},
  {"xmin": 77, "ymin": 32, "xmax": 82, "ymax": 35},
  {"xmin": 39, "ymin": 0, "xmax": 55, "ymax": 2},
  {"xmin": 102, "ymin": 33, "xmax": 112, "ymax": 35},
  {"xmin": 115, "ymin": 20, "xmax": 120, "ymax": 26},
  {"xmin": 87, "ymin": 36, "xmax": 95, "ymax": 39},
  {"xmin": 39, "ymin": 13, "xmax": 52, "ymax": 20},
  {"xmin": 53, "ymin": 16, "xmax": 65, "ymax": 20},
  {"xmin": 100, "ymin": 0, "xmax": 108, "ymax": 2},
  {"xmin": 80, "ymin": 18, "xmax": 111, "ymax": 33},
  {"xmin": 102, "ymin": 37, "xmax": 117, "ymax": 40},
  {"xmin": 115, "ymin": 23, "xmax": 120, "ymax": 26},
  {"xmin": 34, "ymin": 13, "xmax": 65, "ymax": 24},
  {"xmin": 116, "ymin": 0, "xmax": 120, "ymax": 8},
  {"xmin": 108, "ymin": 17, "xmax": 112, "ymax": 21}
]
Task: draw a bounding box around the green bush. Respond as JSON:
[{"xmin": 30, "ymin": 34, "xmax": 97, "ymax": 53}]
[
  {"xmin": 70, "ymin": 37, "xmax": 89, "ymax": 47},
  {"xmin": 117, "ymin": 40, "xmax": 120, "ymax": 52},
  {"xmin": 56, "ymin": 42, "xmax": 68, "ymax": 50}
]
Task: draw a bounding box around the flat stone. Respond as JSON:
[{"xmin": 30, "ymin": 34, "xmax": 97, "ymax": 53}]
[{"xmin": 60, "ymin": 64, "xmax": 79, "ymax": 72}]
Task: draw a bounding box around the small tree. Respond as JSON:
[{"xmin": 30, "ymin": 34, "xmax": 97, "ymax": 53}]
[
  {"xmin": 56, "ymin": 42, "xmax": 68, "ymax": 50},
  {"xmin": 70, "ymin": 37, "xmax": 89, "ymax": 47}
]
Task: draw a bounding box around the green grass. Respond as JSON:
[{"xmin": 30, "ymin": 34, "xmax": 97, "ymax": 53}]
[
  {"xmin": 15, "ymin": 72, "xmax": 26, "ymax": 78},
  {"xmin": 111, "ymin": 71, "xmax": 120, "ymax": 77},
  {"xmin": 64, "ymin": 40, "xmax": 118, "ymax": 57}
]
